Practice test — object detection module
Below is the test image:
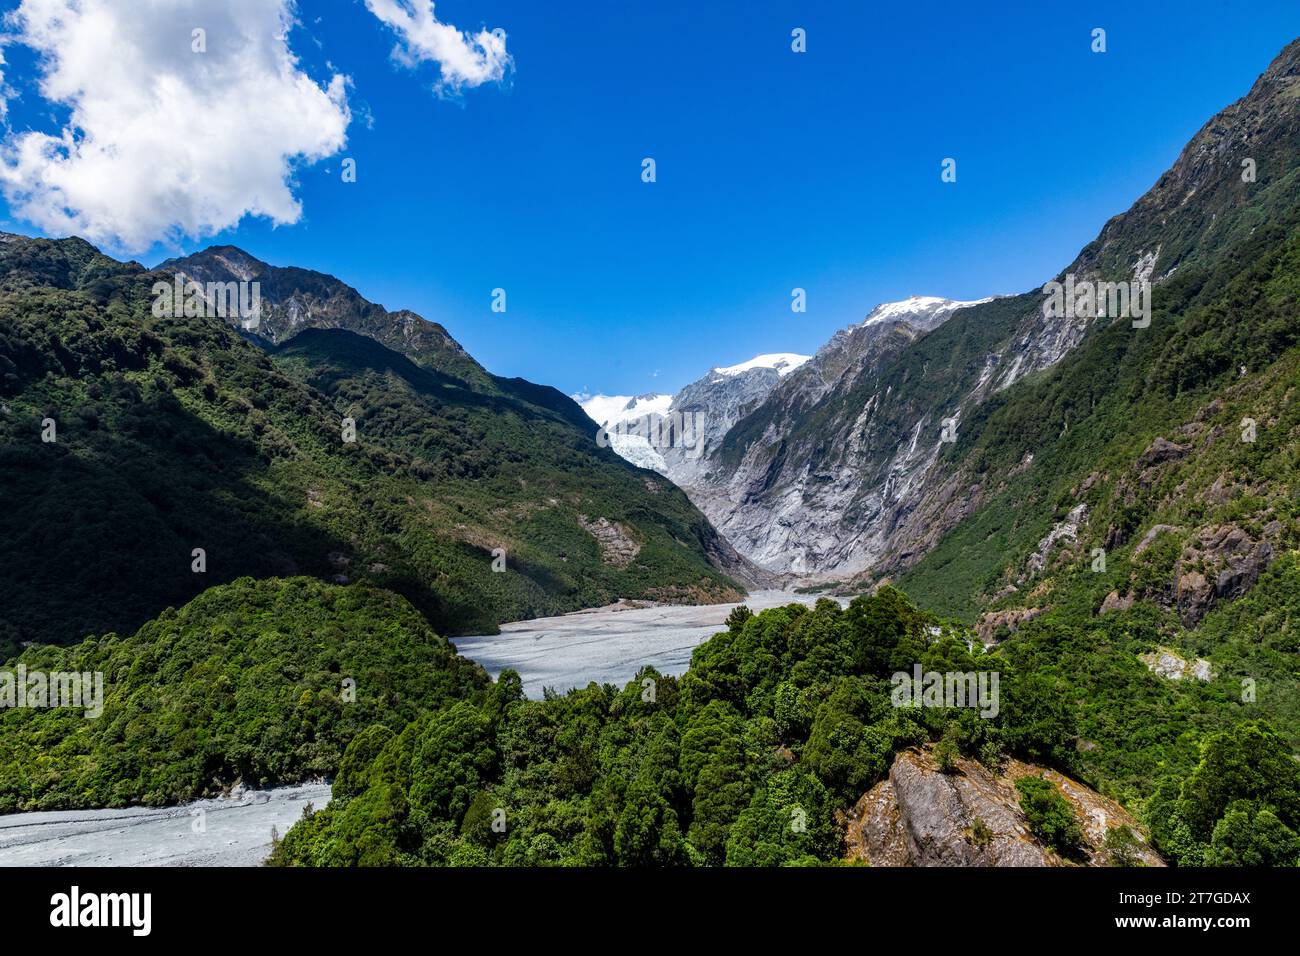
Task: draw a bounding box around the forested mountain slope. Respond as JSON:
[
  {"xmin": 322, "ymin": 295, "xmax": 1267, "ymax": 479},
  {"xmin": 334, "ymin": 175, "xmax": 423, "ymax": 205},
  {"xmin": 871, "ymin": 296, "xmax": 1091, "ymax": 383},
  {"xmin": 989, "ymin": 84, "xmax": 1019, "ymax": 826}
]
[{"xmin": 0, "ymin": 234, "xmax": 743, "ymax": 654}]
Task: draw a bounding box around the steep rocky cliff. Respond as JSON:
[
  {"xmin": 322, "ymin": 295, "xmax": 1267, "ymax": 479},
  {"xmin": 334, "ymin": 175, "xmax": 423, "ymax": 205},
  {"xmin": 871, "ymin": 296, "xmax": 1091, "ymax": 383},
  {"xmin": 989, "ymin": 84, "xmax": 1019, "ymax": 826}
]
[
  {"xmin": 671, "ymin": 38, "xmax": 1300, "ymax": 588},
  {"xmin": 844, "ymin": 747, "xmax": 1164, "ymax": 867},
  {"xmin": 681, "ymin": 295, "xmax": 1002, "ymax": 573}
]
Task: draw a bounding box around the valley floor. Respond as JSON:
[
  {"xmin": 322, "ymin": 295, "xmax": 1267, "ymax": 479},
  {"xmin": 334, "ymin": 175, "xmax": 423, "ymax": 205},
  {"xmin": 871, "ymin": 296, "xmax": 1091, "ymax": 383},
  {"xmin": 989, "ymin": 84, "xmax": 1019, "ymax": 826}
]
[
  {"xmin": 0, "ymin": 592, "xmax": 839, "ymax": 867},
  {"xmin": 0, "ymin": 783, "xmax": 331, "ymax": 867},
  {"xmin": 453, "ymin": 590, "xmax": 846, "ymax": 699}
]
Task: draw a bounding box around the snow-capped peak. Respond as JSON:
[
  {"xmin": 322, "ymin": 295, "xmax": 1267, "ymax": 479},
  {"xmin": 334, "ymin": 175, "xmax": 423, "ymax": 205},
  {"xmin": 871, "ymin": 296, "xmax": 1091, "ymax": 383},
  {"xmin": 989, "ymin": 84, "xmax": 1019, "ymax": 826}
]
[
  {"xmin": 861, "ymin": 295, "xmax": 995, "ymax": 329},
  {"xmin": 712, "ymin": 353, "xmax": 812, "ymax": 378}
]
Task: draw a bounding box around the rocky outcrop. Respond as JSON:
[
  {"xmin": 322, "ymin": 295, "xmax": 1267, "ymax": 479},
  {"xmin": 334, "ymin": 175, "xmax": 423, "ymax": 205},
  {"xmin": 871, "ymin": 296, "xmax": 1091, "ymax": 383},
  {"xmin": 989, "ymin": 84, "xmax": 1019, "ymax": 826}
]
[
  {"xmin": 160, "ymin": 246, "xmax": 489, "ymax": 387},
  {"xmin": 1137, "ymin": 436, "xmax": 1190, "ymax": 468},
  {"xmin": 1133, "ymin": 524, "xmax": 1183, "ymax": 557},
  {"xmin": 1025, "ymin": 504, "xmax": 1087, "ymax": 577},
  {"xmin": 976, "ymin": 606, "xmax": 1047, "ymax": 644},
  {"xmin": 577, "ymin": 516, "xmax": 641, "ymax": 568},
  {"xmin": 1140, "ymin": 646, "xmax": 1214, "ymax": 682},
  {"xmin": 1099, "ymin": 590, "xmax": 1135, "ymax": 615},
  {"xmin": 844, "ymin": 748, "xmax": 1164, "ymax": 867},
  {"xmin": 1173, "ymin": 523, "xmax": 1276, "ymax": 625}
]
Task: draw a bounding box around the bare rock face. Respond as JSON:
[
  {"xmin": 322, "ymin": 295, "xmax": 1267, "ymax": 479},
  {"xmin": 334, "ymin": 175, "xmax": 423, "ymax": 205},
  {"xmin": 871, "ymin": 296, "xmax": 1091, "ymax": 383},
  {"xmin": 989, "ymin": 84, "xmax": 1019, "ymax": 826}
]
[
  {"xmin": 1024, "ymin": 504, "xmax": 1088, "ymax": 578},
  {"xmin": 577, "ymin": 516, "xmax": 641, "ymax": 568},
  {"xmin": 976, "ymin": 606, "xmax": 1047, "ymax": 644},
  {"xmin": 1099, "ymin": 590, "xmax": 1135, "ymax": 615},
  {"xmin": 1140, "ymin": 646, "xmax": 1214, "ymax": 682},
  {"xmin": 844, "ymin": 748, "xmax": 1164, "ymax": 867},
  {"xmin": 1174, "ymin": 523, "xmax": 1275, "ymax": 625},
  {"xmin": 1138, "ymin": 436, "xmax": 1191, "ymax": 468}
]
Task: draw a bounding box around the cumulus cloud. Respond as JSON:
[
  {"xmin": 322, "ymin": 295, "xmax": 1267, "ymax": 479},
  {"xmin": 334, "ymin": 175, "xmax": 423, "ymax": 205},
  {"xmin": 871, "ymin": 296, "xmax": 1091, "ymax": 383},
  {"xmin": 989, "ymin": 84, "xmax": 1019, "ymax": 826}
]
[
  {"xmin": 0, "ymin": 0, "xmax": 351, "ymax": 253},
  {"xmin": 364, "ymin": 0, "xmax": 510, "ymax": 94}
]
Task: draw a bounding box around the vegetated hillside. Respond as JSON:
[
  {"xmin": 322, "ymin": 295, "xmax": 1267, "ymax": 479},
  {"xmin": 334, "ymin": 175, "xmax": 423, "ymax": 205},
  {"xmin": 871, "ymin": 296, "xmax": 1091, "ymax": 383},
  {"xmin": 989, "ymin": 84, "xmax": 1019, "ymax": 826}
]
[
  {"xmin": 158, "ymin": 244, "xmax": 492, "ymax": 389},
  {"xmin": 0, "ymin": 576, "xmax": 487, "ymax": 812},
  {"xmin": 685, "ymin": 37, "xmax": 1300, "ymax": 579},
  {"xmin": 271, "ymin": 591, "xmax": 1300, "ymax": 867},
  {"xmin": 882, "ymin": 215, "xmax": 1300, "ymax": 856},
  {"xmin": 895, "ymin": 209, "xmax": 1300, "ymax": 621},
  {"xmin": 0, "ymin": 233, "xmax": 743, "ymax": 654}
]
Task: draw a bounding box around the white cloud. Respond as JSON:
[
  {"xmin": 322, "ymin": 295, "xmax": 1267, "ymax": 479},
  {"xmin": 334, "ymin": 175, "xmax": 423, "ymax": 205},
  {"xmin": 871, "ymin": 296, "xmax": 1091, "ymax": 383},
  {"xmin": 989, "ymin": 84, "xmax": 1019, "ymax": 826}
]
[
  {"xmin": 364, "ymin": 0, "xmax": 510, "ymax": 94},
  {"xmin": 0, "ymin": 0, "xmax": 351, "ymax": 253}
]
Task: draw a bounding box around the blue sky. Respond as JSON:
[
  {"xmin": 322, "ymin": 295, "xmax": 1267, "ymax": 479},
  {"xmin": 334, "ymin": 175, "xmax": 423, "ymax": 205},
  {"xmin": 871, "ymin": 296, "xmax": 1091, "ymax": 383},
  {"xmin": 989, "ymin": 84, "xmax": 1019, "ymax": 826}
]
[{"xmin": 2, "ymin": 0, "xmax": 1298, "ymax": 396}]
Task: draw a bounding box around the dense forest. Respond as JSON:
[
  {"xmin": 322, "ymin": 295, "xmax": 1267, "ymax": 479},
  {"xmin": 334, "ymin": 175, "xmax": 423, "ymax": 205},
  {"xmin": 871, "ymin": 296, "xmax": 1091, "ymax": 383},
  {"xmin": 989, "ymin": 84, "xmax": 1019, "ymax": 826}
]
[
  {"xmin": 260, "ymin": 587, "xmax": 1300, "ymax": 866},
  {"xmin": 0, "ymin": 577, "xmax": 485, "ymax": 811},
  {"xmin": 3, "ymin": 566, "xmax": 1294, "ymax": 864}
]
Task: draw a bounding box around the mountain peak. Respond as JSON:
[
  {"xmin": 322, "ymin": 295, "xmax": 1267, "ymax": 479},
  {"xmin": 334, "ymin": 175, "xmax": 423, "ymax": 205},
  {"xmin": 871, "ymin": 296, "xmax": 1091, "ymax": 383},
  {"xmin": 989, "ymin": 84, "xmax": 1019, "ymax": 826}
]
[
  {"xmin": 861, "ymin": 295, "xmax": 995, "ymax": 330},
  {"xmin": 711, "ymin": 353, "xmax": 811, "ymax": 378},
  {"xmin": 159, "ymin": 245, "xmax": 489, "ymax": 387},
  {"xmin": 1261, "ymin": 35, "xmax": 1300, "ymax": 81}
]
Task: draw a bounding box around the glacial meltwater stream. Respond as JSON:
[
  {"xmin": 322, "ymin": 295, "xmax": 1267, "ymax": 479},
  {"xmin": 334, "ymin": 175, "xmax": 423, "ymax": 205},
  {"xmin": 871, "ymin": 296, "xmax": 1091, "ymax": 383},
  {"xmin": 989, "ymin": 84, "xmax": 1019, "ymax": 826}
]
[
  {"xmin": 451, "ymin": 589, "xmax": 843, "ymax": 698},
  {"xmin": 0, "ymin": 590, "xmax": 840, "ymax": 866}
]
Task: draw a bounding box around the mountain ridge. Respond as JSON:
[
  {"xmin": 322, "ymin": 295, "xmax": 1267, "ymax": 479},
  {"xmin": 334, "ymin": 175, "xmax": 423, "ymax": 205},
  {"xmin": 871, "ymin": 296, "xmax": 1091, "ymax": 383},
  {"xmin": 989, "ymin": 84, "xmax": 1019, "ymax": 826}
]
[
  {"xmin": 670, "ymin": 37, "xmax": 1300, "ymax": 582},
  {"xmin": 0, "ymin": 232, "xmax": 750, "ymax": 653}
]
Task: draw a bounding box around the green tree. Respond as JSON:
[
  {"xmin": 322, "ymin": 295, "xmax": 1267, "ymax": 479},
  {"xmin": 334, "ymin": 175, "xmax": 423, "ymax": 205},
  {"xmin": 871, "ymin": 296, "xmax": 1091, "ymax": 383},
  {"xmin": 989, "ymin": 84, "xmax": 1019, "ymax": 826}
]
[
  {"xmin": 1205, "ymin": 802, "xmax": 1300, "ymax": 867},
  {"xmin": 1016, "ymin": 776, "xmax": 1083, "ymax": 857},
  {"xmin": 408, "ymin": 702, "xmax": 497, "ymax": 832}
]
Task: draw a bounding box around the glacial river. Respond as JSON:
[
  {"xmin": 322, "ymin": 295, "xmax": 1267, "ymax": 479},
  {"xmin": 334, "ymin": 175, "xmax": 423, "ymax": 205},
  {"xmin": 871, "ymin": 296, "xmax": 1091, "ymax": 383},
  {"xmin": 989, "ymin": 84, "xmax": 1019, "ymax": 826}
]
[
  {"xmin": 452, "ymin": 589, "xmax": 842, "ymax": 698},
  {"xmin": 0, "ymin": 590, "xmax": 838, "ymax": 866},
  {"xmin": 0, "ymin": 783, "xmax": 331, "ymax": 867}
]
